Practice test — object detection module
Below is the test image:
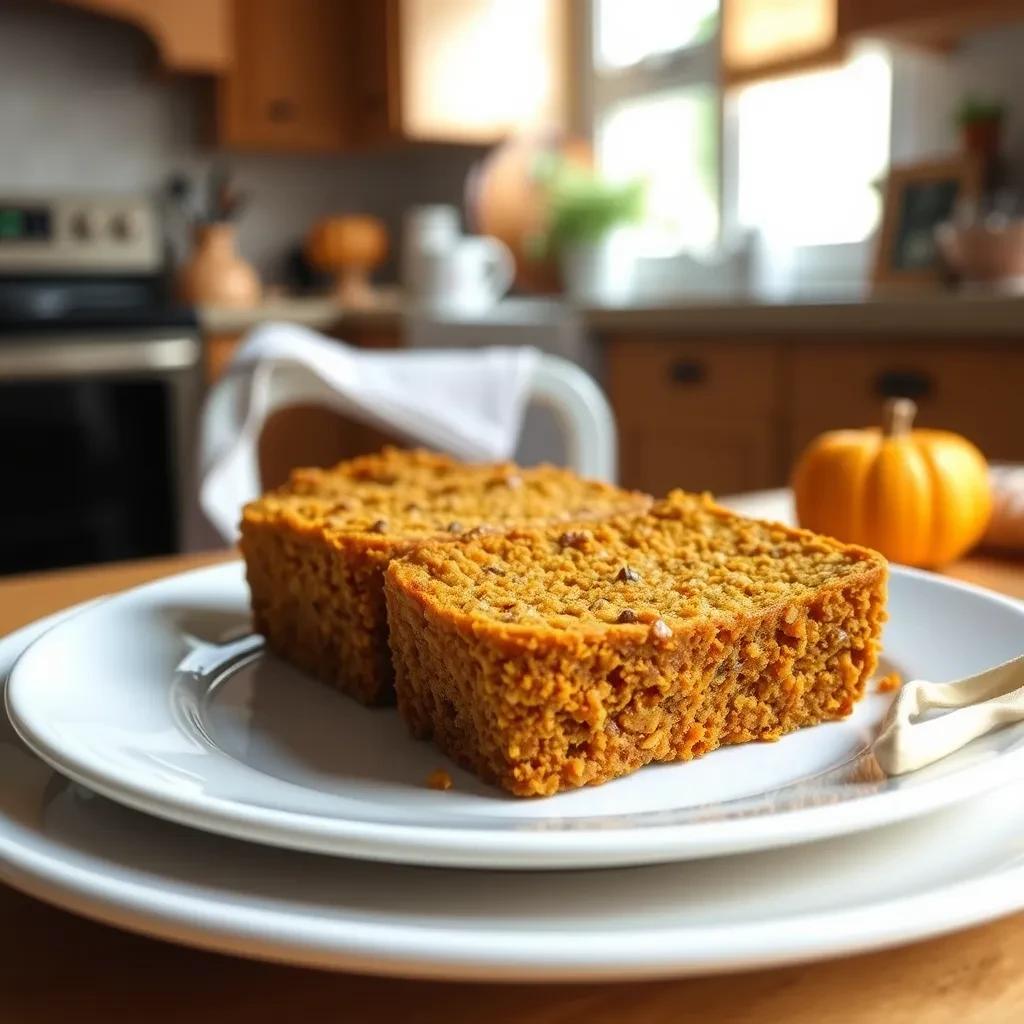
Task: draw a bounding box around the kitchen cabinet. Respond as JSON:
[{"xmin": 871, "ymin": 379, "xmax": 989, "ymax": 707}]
[
  {"xmin": 216, "ymin": 0, "xmax": 570, "ymax": 151},
  {"xmin": 605, "ymin": 338, "xmax": 785, "ymax": 495},
  {"xmin": 396, "ymin": 0, "xmax": 569, "ymax": 144},
  {"xmin": 722, "ymin": 0, "xmax": 845, "ymax": 86},
  {"xmin": 217, "ymin": 0, "xmax": 356, "ymax": 151},
  {"xmin": 788, "ymin": 344, "xmax": 1024, "ymax": 459},
  {"xmin": 604, "ymin": 334, "xmax": 1024, "ymax": 497},
  {"xmin": 838, "ymin": 0, "xmax": 1024, "ymax": 47},
  {"xmin": 722, "ymin": 0, "xmax": 1024, "ymax": 85},
  {"xmin": 348, "ymin": 0, "xmax": 402, "ymax": 145},
  {"xmin": 58, "ymin": 0, "xmax": 572, "ymax": 150}
]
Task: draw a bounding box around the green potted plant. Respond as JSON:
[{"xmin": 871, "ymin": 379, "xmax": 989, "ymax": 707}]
[
  {"xmin": 531, "ymin": 158, "xmax": 645, "ymax": 304},
  {"xmin": 955, "ymin": 94, "xmax": 1006, "ymax": 164}
]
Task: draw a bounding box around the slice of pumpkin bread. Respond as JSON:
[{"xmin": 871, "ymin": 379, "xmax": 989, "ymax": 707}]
[
  {"xmin": 240, "ymin": 448, "xmax": 650, "ymax": 705},
  {"xmin": 385, "ymin": 491, "xmax": 888, "ymax": 796}
]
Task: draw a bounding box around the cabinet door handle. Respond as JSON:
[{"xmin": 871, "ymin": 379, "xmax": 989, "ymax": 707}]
[
  {"xmin": 874, "ymin": 369, "xmax": 933, "ymax": 401},
  {"xmin": 266, "ymin": 98, "xmax": 297, "ymax": 123},
  {"xmin": 668, "ymin": 360, "xmax": 707, "ymax": 385}
]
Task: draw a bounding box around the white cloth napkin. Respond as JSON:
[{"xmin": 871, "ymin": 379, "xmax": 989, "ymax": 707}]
[{"xmin": 197, "ymin": 322, "xmax": 541, "ymax": 541}]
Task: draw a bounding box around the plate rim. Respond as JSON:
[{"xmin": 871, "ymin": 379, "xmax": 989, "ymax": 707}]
[
  {"xmin": 7, "ymin": 561, "xmax": 1024, "ymax": 870},
  {"xmin": 4, "ymin": 606, "xmax": 1024, "ymax": 980}
]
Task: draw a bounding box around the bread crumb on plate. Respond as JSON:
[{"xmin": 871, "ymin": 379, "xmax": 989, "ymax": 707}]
[
  {"xmin": 877, "ymin": 672, "xmax": 902, "ymax": 693},
  {"xmin": 427, "ymin": 769, "xmax": 453, "ymax": 791}
]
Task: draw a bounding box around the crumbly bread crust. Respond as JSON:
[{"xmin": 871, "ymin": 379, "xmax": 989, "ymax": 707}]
[
  {"xmin": 385, "ymin": 491, "xmax": 888, "ymax": 796},
  {"xmin": 240, "ymin": 448, "xmax": 651, "ymax": 704}
]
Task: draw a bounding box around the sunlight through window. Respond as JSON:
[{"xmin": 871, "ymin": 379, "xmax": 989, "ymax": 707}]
[
  {"xmin": 735, "ymin": 50, "xmax": 892, "ymax": 246},
  {"xmin": 596, "ymin": 0, "xmax": 718, "ymax": 70},
  {"xmin": 598, "ymin": 86, "xmax": 719, "ymax": 256}
]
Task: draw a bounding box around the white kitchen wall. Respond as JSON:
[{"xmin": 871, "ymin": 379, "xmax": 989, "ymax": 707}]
[
  {"xmin": 736, "ymin": 22, "xmax": 1024, "ymax": 300},
  {"xmin": 891, "ymin": 21, "xmax": 1024, "ymax": 172},
  {"xmin": 0, "ymin": 0, "xmax": 484, "ymax": 282}
]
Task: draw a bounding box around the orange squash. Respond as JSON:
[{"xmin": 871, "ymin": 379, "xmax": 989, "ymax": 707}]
[{"xmin": 792, "ymin": 398, "xmax": 992, "ymax": 567}]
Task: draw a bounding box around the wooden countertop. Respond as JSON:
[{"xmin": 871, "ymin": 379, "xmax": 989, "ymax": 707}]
[{"xmin": 2, "ymin": 550, "xmax": 1024, "ymax": 1021}]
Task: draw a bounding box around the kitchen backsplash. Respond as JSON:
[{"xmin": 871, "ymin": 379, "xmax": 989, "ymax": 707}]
[{"xmin": 0, "ymin": 0, "xmax": 483, "ymax": 284}]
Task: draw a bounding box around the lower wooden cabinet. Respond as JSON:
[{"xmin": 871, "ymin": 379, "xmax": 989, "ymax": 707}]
[
  {"xmin": 604, "ymin": 334, "xmax": 1024, "ymax": 498},
  {"xmin": 789, "ymin": 344, "xmax": 1024, "ymax": 461},
  {"xmin": 605, "ymin": 338, "xmax": 785, "ymax": 496},
  {"xmin": 616, "ymin": 420, "xmax": 781, "ymax": 497}
]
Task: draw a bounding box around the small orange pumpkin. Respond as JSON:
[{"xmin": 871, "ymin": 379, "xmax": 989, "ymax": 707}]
[{"xmin": 792, "ymin": 398, "xmax": 992, "ymax": 567}]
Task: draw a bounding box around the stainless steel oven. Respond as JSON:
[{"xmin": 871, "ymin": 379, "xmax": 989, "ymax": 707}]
[{"xmin": 0, "ymin": 195, "xmax": 202, "ymax": 575}]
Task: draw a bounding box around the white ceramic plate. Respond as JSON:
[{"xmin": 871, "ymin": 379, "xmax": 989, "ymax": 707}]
[
  {"xmin": 4, "ymin": 610, "xmax": 1024, "ymax": 980},
  {"xmin": 7, "ymin": 563, "xmax": 1024, "ymax": 870}
]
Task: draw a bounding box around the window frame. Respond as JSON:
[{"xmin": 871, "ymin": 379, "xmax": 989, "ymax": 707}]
[
  {"xmin": 583, "ymin": 0, "xmax": 727, "ymax": 254},
  {"xmin": 582, "ymin": 1, "xmax": 892, "ymax": 280}
]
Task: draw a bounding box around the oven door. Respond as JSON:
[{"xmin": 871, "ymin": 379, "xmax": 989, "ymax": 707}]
[{"xmin": 0, "ymin": 332, "xmax": 200, "ymax": 575}]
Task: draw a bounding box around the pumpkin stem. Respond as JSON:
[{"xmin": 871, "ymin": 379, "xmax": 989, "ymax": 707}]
[{"xmin": 883, "ymin": 397, "xmax": 917, "ymax": 437}]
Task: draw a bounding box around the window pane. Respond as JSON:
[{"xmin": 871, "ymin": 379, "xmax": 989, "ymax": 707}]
[
  {"xmin": 736, "ymin": 50, "xmax": 891, "ymax": 246},
  {"xmin": 596, "ymin": 0, "xmax": 718, "ymax": 70},
  {"xmin": 597, "ymin": 86, "xmax": 719, "ymax": 256}
]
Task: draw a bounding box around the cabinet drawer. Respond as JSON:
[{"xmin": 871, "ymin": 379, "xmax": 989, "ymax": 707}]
[
  {"xmin": 619, "ymin": 422, "xmax": 779, "ymax": 496},
  {"xmin": 789, "ymin": 346, "xmax": 1024, "ymax": 461},
  {"xmin": 605, "ymin": 338, "xmax": 784, "ymax": 495},
  {"xmin": 606, "ymin": 339, "xmax": 780, "ymax": 424}
]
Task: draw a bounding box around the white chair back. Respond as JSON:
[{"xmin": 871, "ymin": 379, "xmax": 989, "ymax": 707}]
[{"xmin": 194, "ymin": 329, "xmax": 617, "ymax": 544}]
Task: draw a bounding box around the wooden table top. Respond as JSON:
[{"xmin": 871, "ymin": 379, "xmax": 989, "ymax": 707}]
[{"xmin": 2, "ymin": 550, "xmax": 1024, "ymax": 1022}]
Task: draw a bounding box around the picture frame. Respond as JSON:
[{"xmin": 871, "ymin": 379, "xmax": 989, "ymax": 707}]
[{"xmin": 872, "ymin": 156, "xmax": 982, "ymax": 290}]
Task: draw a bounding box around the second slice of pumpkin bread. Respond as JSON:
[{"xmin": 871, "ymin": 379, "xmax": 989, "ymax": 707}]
[
  {"xmin": 240, "ymin": 448, "xmax": 650, "ymax": 704},
  {"xmin": 385, "ymin": 492, "xmax": 888, "ymax": 796}
]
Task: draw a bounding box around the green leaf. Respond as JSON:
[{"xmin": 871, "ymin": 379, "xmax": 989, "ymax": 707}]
[{"xmin": 533, "ymin": 158, "xmax": 647, "ymax": 253}]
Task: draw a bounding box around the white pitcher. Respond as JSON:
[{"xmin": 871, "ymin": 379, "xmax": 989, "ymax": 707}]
[{"xmin": 404, "ymin": 204, "xmax": 514, "ymax": 316}]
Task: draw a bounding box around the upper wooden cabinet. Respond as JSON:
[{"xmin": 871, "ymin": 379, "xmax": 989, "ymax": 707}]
[
  {"xmin": 217, "ymin": 0, "xmax": 356, "ymax": 151},
  {"xmin": 216, "ymin": 0, "xmax": 569, "ymax": 151},
  {"xmin": 397, "ymin": 0, "xmax": 569, "ymax": 144},
  {"xmin": 721, "ymin": 0, "xmax": 1024, "ymax": 84},
  {"xmin": 58, "ymin": 0, "xmax": 570, "ymax": 150},
  {"xmin": 839, "ymin": 0, "xmax": 1024, "ymax": 47},
  {"xmin": 722, "ymin": 0, "xmax": 844, "ymax": 86}
]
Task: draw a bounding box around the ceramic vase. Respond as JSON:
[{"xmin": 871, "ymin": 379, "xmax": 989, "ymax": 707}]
[
  {"xmin": 178, "ymin": 223, "xmax": 261, "ymax": 308},
  {"xmin": 559, "ymin": 233, "xmax": 635, "ymax": 305}
]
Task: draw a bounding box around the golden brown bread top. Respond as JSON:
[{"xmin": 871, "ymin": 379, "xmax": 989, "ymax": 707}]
[
  {"xmin": 241, "ymin": 447, "xmax": 651, "ymax": 543},
  {"xmin": 387, "ymin": 490, "xmax": 887, "ymax": 636},
  {"xmin": 284, "ymin": 447, "xmax": 468, "ymax": 495}
]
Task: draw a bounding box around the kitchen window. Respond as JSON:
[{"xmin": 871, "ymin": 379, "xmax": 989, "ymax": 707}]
[
  {"xmin": 588, "ymin": 1, "xmax": 892, "ymax": 259},
  {"xmin": 590, "ymin": 0, "xmax": 721, "ymax": 257},
  {"xmin": 733, "ymin": 49, "xmax": 891, "ymax": 248}
]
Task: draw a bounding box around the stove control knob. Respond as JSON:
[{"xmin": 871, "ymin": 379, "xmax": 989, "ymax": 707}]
[
  {"xmin": 110, "ymin": 209, "xmax": 142, "ymax": 242},
  {"xmin": 69, "ymin": 207, "xmax": 107, "ymax": 243},
  {"xmin": 69, "ymin": 209, "xmax": 93, "ymax": 241}
]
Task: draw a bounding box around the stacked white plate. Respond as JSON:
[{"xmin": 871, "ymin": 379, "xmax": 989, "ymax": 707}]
[{"xmin": 3, "ymin": 560, "xmax": 1024, "ymax": 981}]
